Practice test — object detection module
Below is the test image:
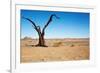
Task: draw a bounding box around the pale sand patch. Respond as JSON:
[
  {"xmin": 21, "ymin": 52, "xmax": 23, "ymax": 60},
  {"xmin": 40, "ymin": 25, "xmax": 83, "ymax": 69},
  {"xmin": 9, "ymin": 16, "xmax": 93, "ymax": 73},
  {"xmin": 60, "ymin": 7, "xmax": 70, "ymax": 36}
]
[
  {"xmin": 20, "ymin": 38, "xmax": 89, "ymax": 63},
  {"xmin": 21, "ymin": 46, "xmax": 89, "ymax": 63}
]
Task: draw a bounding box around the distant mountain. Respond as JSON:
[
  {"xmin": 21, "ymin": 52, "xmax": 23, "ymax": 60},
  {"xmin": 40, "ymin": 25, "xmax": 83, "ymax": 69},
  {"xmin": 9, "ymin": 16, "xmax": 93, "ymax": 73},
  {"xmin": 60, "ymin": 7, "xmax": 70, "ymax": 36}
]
[{"xmin": 22, "ymin": 36, "xmax": 33, "ymax": 40}]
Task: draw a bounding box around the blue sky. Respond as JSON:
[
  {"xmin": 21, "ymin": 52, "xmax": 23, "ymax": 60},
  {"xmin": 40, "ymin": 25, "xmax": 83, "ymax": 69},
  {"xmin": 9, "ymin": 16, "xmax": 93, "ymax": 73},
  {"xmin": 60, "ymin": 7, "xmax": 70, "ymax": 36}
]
[{"xmin": 20, "ymin": 9, "xmax": 90, "ymax": 39}]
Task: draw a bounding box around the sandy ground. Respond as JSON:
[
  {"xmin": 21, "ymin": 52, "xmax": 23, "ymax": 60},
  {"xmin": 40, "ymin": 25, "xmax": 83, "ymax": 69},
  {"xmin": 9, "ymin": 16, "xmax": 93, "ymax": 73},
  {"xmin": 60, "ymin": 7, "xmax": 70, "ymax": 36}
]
[{"xmin": 20, "ymin": 38, "xmax": 89, "ymax": 63}]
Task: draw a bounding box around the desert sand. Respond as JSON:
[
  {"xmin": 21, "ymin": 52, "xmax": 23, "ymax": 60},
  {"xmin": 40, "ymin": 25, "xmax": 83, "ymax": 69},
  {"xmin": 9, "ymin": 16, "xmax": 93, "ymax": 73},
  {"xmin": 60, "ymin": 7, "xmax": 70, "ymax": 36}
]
[{"xmin": 20, "ymin": 37, "xmax": 89, "ymax": 63}]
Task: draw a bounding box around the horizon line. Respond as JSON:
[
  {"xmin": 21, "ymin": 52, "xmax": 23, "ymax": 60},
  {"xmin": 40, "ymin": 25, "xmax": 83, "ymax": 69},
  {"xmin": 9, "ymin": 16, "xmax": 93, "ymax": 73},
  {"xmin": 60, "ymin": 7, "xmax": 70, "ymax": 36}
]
[{"xmin": 21, "ymin": 37, "xmax": 89, "ymax": 39}]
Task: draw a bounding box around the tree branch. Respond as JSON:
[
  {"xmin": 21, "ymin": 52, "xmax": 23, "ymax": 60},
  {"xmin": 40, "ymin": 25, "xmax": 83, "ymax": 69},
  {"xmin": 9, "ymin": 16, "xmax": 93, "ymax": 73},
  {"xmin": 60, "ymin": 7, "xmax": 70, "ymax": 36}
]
[
  {"xmin": 22, "ymin": 17, "xmax": 39, "ymax": 32},
  {"xmin": 42, "ymin": 14, "xmax": 59, "ymax": 34},
  {"xmin": 36, "ymin": 26, "xmax": 41, "ymax": 36}
]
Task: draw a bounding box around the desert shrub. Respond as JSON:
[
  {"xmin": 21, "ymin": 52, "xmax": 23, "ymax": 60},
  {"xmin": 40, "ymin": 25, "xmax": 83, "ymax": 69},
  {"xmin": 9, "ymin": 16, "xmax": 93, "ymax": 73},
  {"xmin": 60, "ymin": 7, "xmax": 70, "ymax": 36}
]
[
  {"xmin": 70, "ymin": 44, "xmax": 75, "ymax": 47},
  {"xmin": 25, "ymin": 43, "xmax": 28, "ymax": 46},
  {"xmin": 53, "ymin": 42, "xmax": 62, "ymax": 47}
]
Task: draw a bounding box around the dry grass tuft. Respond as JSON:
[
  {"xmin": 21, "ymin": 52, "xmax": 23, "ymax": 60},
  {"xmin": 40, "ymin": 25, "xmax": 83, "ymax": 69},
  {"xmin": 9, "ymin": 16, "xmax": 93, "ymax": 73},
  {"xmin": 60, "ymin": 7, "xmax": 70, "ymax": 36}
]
[{"xmin": 53, "ymin": 42, "xmax": 62, "ymax": 47}]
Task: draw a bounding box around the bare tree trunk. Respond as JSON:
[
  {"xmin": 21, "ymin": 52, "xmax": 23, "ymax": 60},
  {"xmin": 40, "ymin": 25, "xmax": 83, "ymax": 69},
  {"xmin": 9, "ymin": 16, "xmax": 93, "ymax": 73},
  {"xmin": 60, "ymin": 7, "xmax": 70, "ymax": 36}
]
[
  {"xmin": 36, "ymin": 33, "xmax": 47, "ymax": 47},
  {"xmin": 39, "ymin": 35, "xmax": 45, "ymax": 46}
]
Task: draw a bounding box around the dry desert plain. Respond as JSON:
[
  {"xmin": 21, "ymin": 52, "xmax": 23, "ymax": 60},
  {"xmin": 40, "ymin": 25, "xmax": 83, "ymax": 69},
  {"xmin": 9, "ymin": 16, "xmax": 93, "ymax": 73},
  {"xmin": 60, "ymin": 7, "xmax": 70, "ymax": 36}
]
[{"xmin": 20, "ymin": 37, "xmax": 89, "ymax": 63}]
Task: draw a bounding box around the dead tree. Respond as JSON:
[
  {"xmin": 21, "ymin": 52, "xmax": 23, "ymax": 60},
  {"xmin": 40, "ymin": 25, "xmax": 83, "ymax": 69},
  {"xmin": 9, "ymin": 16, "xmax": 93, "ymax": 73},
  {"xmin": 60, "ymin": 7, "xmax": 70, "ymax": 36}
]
[{"xmin": 22, "ymin": 14, "xmax": 59, "ymax": 47}]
